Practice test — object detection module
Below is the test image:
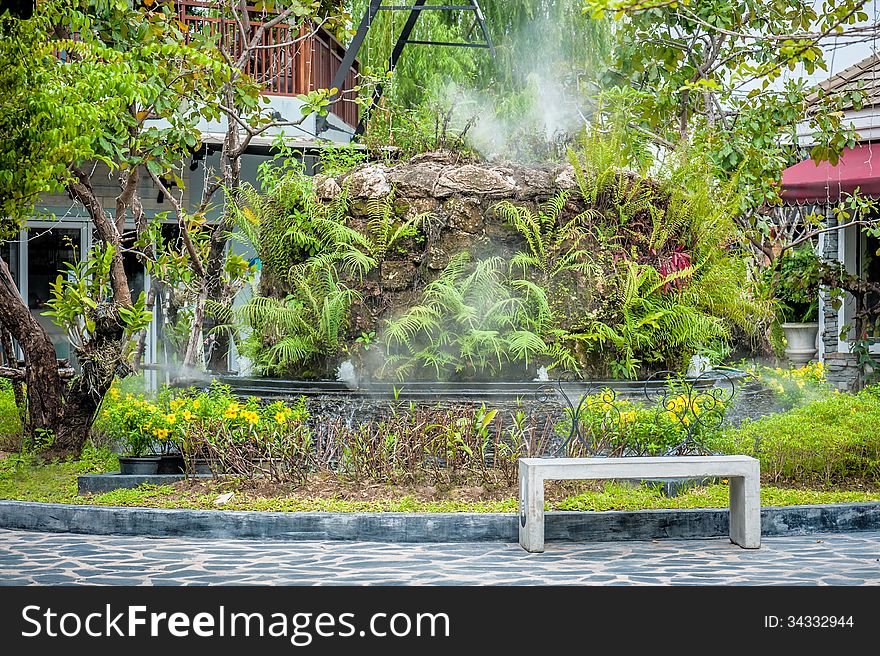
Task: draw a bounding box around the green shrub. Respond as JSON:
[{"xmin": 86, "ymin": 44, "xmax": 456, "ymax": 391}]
[
  {"xmin": 0, "ymin": 379, "xmax": 22, "ymax": 449},
  {"xmin": 713, "ymin": 386, "xmax": 880, "ymax": 486},
  {"xmin": 741, "ymin": 360, "xmax": 831, "ymax": 410}
]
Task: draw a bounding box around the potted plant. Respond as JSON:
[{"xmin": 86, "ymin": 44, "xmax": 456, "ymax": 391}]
[
  {"xmin": 96, "ymin": 388, "xmax": 161, "ymax": 474},
  {"xmin": 773, "ymin": 247, "xmax": 820, "ymax": 365},
  {"xmin": 156, "ymin": 443, "xmax": 185, "ymax": 474},
  {"xmin": 118, "ymin": 431, "xmax": 160, "ymax": 475}
]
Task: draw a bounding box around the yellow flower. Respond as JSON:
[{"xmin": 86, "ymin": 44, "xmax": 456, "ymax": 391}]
[
  {"xmin": 192, "ymin": 399, "xmax": 201, "ymax": 410},
  {"xmin": 165, "ymin": 414, "xmax": 176, "ymax": 425},
  {"xmin": 242, "ymin": 410, "xmax": 259, "ymax": 425},
  {"xmin": 108, "ymin": 387, "xmax": 120, "ymax": 399},
  {"xmin": 155, "ymin": 428, "xmax": 170, "ymax": 440},
  {"xmin": 182, "ymin": 410, "xmax": 192, "ymax": 422},
  {"xmin": 223, "ymin": 402, "xmax": 240, "ymax": 419},
  {"xmin": 275, "ymin": 411, "xmax": 287, "ymax": 425}
]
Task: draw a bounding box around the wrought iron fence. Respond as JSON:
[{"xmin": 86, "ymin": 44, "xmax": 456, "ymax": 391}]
[{"xmin": 535, "ymin": 369, "xmax": 748, "ymax": 458}]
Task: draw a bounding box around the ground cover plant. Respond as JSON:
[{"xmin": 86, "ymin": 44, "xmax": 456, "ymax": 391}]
[
  {"xmin": 2, "ymin": 450, "xmax": 877, "ymax": 512},
  {"xmin": 712, "ymin": 385, "xmax": 880, "ymax": 487},
  {"xmin": 0, "ymin": 380, "xmax": 22, "ymax": 451}
]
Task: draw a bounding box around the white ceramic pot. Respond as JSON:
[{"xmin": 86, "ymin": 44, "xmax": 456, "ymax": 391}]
[{"xmin": 781, "ymin": 322, "xmax": 819, "ymax": 366}]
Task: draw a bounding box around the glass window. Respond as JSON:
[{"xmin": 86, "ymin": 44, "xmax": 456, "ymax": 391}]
[
  {"xmin": 27, "ymin": 227, "xmax": 82, "ymax": 362},
  {"xmin": 0, "ymin": 234, "xmax": 20, "ymax": 287}
]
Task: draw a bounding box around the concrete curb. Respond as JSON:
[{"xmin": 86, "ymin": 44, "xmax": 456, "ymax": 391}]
[{"xmin": 1, "ymin": 500, "xmax": 879, "ymax": 543}]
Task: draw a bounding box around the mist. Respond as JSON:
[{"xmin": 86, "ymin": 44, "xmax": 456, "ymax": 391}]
[{"xmin": 430, "ymin": 10, "xmax": 603, "ymax": 162}]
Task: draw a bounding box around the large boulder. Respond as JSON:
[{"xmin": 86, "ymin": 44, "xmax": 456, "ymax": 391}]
[
  {"xmin": 389, "ymin": 162, "xmax": 443, "ymax": 198},
  {"xmin": 443, "ymin": 197, "xmax": 484, "ymax": 234},
  {"xmin": 434, "ymin": 164, "xmax": 518, "ymax": 198},
  {"xmin": 313, "ymin": 174, "xmax": 342, "ymax": 201},
  {"xmin": 343, "ymin": 164, "xmax": 393, "ymax": 199}
]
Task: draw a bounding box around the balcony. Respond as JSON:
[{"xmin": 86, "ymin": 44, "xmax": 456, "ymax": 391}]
[{"xmin": 176, "ymin": 1, "xmax": 359, "ymax": 129}]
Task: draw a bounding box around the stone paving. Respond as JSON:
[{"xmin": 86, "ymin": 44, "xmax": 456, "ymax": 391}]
[{"xmin": 0, "ymin": 529, "xmax": 878, "ymax": 585}]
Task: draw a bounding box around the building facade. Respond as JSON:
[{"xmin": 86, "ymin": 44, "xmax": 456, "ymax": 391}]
[
  {"xmin": 2, "ymin": 5, "xmax": 359, "ymax": 385},
  {"xmin": 781, "ymin": 53, "xmax": 880, "ymax": 390}
]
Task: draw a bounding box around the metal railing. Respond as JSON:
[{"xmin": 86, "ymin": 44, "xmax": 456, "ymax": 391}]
[{"xmin": 176, "ymin": 1, "xmax": 359, "ymax": 128}]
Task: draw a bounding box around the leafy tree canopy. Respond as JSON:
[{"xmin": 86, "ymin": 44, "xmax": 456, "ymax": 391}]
[{"xmin": 587, "ymin": 0, "xmax": 871, "ymax": 213}]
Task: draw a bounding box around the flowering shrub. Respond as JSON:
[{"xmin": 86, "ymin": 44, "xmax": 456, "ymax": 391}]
[
  {"xmin": 746, "ymin": 361, "xmax": 830, "ymax": 409},
  {"xmin": 560, "ymin": 389, "xmax": 727, "ymax": 456},
  {"xmin": 96, "ymin": 382, "xmax": 311, "ymax": 480},
  {"xmin": 97, "ymin": 385, "xmax": 163, "ymax": 457}
]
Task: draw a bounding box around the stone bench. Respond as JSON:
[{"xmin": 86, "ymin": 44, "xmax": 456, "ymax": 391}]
[{"xmin": 518, "ymin": 455, "xmax": 760, "ymax": 552}]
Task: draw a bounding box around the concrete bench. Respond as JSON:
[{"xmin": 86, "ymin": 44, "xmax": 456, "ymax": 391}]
[{"xmin": 518, "ymin": 455, "xmax": 760, "ymax": 552}]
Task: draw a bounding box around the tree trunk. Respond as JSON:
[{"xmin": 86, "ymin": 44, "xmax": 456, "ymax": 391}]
[
  {"xmin": 50, "ymin": 308, "xmax": 126, "ymax": 458},
  {"xmin": 133, "ymin": 284, "xmax": 158, "ymax": 371},
  {"xmin": 201, "ymin": 84, "xmax": 243, "ymax": 375},
  {"xmin": 0, "ymin": 257, "xmax": 63, "ymax": 437},
  {"xmin": 69, "ymin": 168, "xmax": 132, "ymax": 307},
  {"xmin": 183, "ymin": 284, "xmax": 208, "ymax": 369}
]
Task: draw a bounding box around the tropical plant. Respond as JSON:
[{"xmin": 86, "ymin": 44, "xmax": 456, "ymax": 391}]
[
  {"xmin": 770, "ymin": 246, "xmax": 821, "ymax": 323},
  {"xmin": 360, "ymin": 194, "xmax": 428, "ymax": 262},
  {"xmin": 495, "ymin": 192, "xmax": 595, "ymax": 282},
  {"xmin": 233, "ymin": 170, "xmax": 373, "ymax": 290},
  {"xmin": 239, "ymin": 262, "xmax": 359, "ymax": 377},
  {"xmin": 43, "ymin": 243, "xmax": 153, "ymax": 353},
  {"xmin": 381, "ymin": 252, "xmax": 548, "ymax": 379}
]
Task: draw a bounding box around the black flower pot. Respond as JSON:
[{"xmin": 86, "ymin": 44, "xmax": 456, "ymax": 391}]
[
  {"xmin": 187, "ymin": 457, "xmax": 213, "ymax": 475},
  {"xmin": 157, "ymin": 454, "xmax": 185, "ymax": 475},
  {"xmin": 118, "ymin": 456, "xmax": 161, "ymax": 475}
]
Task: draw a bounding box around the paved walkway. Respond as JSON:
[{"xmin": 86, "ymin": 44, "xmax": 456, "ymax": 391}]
[{"xmin": 0, "ymin": 529, "xmax": 878, "ymax": 585}]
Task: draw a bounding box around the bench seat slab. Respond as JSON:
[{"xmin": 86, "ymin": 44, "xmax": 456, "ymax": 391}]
[{"xmin": 518, "ymin": 456, "xmax": 761, "ymax": 552}]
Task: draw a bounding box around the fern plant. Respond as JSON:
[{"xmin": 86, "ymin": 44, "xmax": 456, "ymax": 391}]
[
  {"xmin": 361, "ymin": 194, "xmax": 428, "ymax": 262},
  {"xmin": 232, "ymin": 173, "xmax": 375, "ymax": 291},
  {"xmin": 495, "ymin": 192, "xmax": 596, "ymax": 282},
  {"xmin": 238, "ymin": 262, "xmax": 359, "ymax": 377},
  {"xmin": 380, "ymin": 253, "xmax": 548, "ymax": 380}
]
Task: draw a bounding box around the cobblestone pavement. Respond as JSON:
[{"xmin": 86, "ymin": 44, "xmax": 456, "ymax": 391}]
[{"xmin": 0, "ymin": 529, "xmax": 878, "ymax": 585}]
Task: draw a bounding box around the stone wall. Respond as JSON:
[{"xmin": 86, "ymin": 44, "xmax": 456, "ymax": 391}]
[{"xmin": 309, "ymin": 152, "xmax": 581, "ymax": 336}]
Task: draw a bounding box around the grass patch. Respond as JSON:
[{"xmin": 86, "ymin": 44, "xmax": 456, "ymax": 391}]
[
  {"xmin": 0, "ymin": 382, "xmax": 22, "ymax": 451},
  {"xmin": 713, "ymin": 386, "xmax": 880, "ymax": 486},
  {"xmin": 1, "ymin": 453, "xmax": 878, "ymax": 512},
  {"xmin": 0, "ymin": 447, "xmax": 118, "ymax": 504}
]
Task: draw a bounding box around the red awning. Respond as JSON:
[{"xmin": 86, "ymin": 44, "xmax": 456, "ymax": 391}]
[{"xmin": 780, "ymin": 143, "xmax": 880, "ymax": 203}]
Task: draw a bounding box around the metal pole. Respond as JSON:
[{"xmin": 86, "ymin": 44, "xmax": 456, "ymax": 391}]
[
  {"xmin": 355, "ymin": 0, "xmax": 429, "ymax": 136},
  {"xmin": 316, "ymin": 0, "xmax": 385, "ymax": 136}
]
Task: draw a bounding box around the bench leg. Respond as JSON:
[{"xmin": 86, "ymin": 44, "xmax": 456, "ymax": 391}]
[
  {"xmin": 729, "ymin": 469, "xmax": 761, "ymax": 549},
  {"xmin": 518, "ymin": 462, "xmax": 545, "ymax": 553}
]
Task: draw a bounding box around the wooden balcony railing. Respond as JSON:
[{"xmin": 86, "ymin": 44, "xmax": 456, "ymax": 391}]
[{"xmin": 176, "ymin": 1, "xmax": 359, "ymax": 128}]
